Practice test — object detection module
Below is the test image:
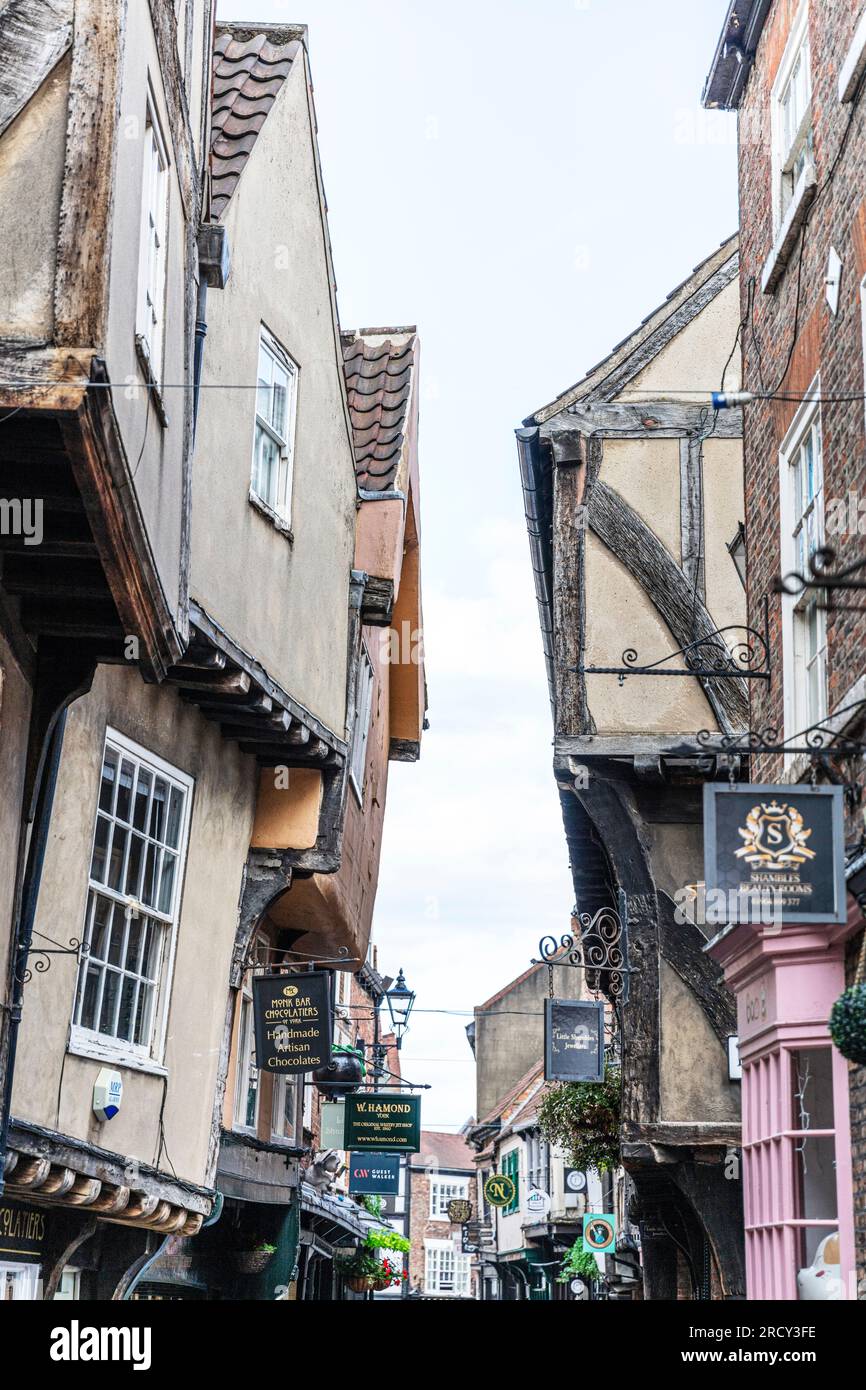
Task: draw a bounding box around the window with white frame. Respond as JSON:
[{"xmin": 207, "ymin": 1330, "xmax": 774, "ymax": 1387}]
[
  {"xmin": 526, "ymin": 1133, "xmax": 550, "ymax": 1196},
  {"xmin": 252, "ymin": 328, "xmax": 298, "ymax": 524},
  {"xmin": 136, "ymin": 94, "xmax": 170, "ymax": 381},
  {"xmin": 72, "ymin": 734, "xmax": 193, "ymax": 1065},
  {"xmin": 271, "ymin": 1075, "xmax": 298, "ymax": 1143},
  {"xmin": 780, "ymin": 389, "xmax": 827, "ymax": 737},
  {"xmin": 349, "ymin": 645, "xmax": 375, "ymax": 800},
  {"xmin": 429, "ymin": 1176, "xmax": 469, "ymax": 1220},
  {"xmin": 771, "ymin": 2, "xmax": 813, "ymax": 226},
  {"xmin": 424, "ymin": 1239, "xmax": 471, "ymax": 1297},
  {"xmin": 234, "ymin": 977, "xmax": 260, "ymax": 1132}
]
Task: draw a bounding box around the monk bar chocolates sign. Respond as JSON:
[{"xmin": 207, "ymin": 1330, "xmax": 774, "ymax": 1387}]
[
  {"xmin": 703, "ymin": 785, "xmax": 846, "ymax": 926},
  {"xmin": 344, "ymin": 1094, "xmax": 422, "ymax": 1153},
  {"xmin": 545, "ymin": 999, "xmax": 605, "ymax": 1083},
  {"xmin": 253, "ymin": 971, "xmax": 332, "ymax": 1074}
]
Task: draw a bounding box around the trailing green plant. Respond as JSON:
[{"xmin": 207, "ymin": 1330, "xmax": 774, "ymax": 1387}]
[
  {"xmin": 360, "ymin": 1194, "xmax": 384, "ymax": 1220},
  {"xmin": 829, "ymin": 982, "xmax": 866, "ymax": 1065},
  {"xmin": 557, "ymin": 1241, "xmax": 600, "ymax": 1285},
  {"xmin": 537, "ymin": 1067, "xmax": 621, "ymax": 1173},
  {"xmin": 365, "ymin": 1228, "xmax": 410, "ymax": 1255}
]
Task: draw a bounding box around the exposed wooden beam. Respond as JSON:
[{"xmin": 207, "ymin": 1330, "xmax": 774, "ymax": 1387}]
[
  {"xmin": 170, "ymin": 669, "xmax": 251, "ymax": 697},
  {"xmin": 0, "ymin": 0, "xmax": 72, "ymax": 139}
]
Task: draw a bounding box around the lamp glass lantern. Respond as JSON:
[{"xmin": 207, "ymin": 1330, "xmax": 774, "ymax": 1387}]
[{"xmin": 385, "ymin": 968, "xmax": 416, "ymax": 1049}]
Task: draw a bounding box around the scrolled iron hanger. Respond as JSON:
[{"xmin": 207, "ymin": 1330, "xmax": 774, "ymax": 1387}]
[
  {"xmin": 774, "ymin": 546, "xmax": 866, "ymax": 613},
  {"xmin": 572, "ymin": 599, "xmax": 770, "ymax": 685}
]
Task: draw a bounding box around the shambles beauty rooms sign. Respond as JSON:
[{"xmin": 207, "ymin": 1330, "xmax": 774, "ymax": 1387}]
[
  {"xmin": 253, "ymin": 972, "xmax": 332, "ymax": 1074},
  {"xmin": 544, "ymin": 999, "xmax": 605, "ymax": 1083},
  {"xmin": 704, "ymin": 785, "xmax": 846, "ymax": 926},
  {"xmin": 344, "ymin": 1094, "xmax": 421, "ymax": 1153}
]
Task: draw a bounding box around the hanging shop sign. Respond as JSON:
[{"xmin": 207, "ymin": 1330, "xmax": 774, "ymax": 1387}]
[
  {"xmin": 447, "ymin": 1198, "xmax": 473, "ymax": 1225},
  {"xmin": 348, "ymin": 1152, "xmax": 402, "ymax": 1196},
  {"xmin": 583, "ymin": 1213, "xmax": 616, "ymax": 1256},
  {"xmin": 320, "ymin": 1100, "xmax": 345, "ymax": 1148},
  {"xmin": 544, "ymin": 998, "xmax": 605, "ymax": 1083},
  {"xmin": 0, "ymin": 1199, "xmax": 47, "ymax": 1260},
  {"xmin": 564, "ymin": 1168, "xmax": 588, "ymax": 1195},
  {"xmin": 253, "ymin": 971, "xmax": 332, "ymax": 1074},
  {"xmin": 704, "ymin": 785, "xmax": 846, "ymax": 926},
  {"xmin": 344, "ymin": 1093, "xmax": 421, "ymax": 1153},
  {"xmin": 524, "ymin": 1189, "xmax": 552, "ymax": 1221},
  {"xmin": 483, "ymin": 1173, "xmax": 517, "ymax": 1209}
]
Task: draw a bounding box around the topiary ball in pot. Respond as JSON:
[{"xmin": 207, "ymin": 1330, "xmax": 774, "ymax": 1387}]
[{"xmin": 829, "ymin": 984, "xmax": 866, "ymax": 1066}]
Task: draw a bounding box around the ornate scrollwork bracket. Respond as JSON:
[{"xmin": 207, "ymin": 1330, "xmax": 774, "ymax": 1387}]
[
  {"xmin": 533, "ymin": 900, "xmax": 632, "ymax": 1004},
  {"xmin": 574, "ymin": 598, "xmax": 770, "ymax": 685}
]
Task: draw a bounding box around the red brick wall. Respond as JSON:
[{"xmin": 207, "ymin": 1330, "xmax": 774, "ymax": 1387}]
[
  {"xmin": 407, "ymin": 1168, "xmax": 476, "ymax": 1294},
  {"xmin": 735, "ymin": 0, "xmax": 866, "ymax": 1296}
]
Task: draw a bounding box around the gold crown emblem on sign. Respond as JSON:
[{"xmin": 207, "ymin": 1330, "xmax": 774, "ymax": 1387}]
[{"xmin": 734, "ymin": 800, "xmax": 816, "ymax": 871}]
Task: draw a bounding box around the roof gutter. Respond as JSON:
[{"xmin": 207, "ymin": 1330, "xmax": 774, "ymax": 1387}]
[
  {"xmin": 702, "ymin": 0, "xmax": 772, "ymax": 110},
  {"xmin": 516, "ymin": 427, "xmax": 556, "ymax": 720}
]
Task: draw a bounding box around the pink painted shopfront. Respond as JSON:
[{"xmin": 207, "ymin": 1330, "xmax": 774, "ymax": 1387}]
[
  {"xmin": 704, "ymin": 785, "xmax": 856, "ymax": 1301},
  {"xmin": 709, "ymin": 917, "xmax": 855, "ymax": 1300}
]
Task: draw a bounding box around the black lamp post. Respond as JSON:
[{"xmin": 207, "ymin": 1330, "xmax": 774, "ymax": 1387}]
[{"xmin": 385, "ymin": 969, "xmax": 416, "ymax": 1050}]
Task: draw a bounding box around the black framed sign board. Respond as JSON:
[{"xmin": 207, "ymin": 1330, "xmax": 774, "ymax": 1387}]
[
  {"xmin": 344, "ymin": 1094, "xmax": 421, "ymax": 1153},
  {"xmin": 703, "ymin": 784, "xmax": 846, "ymax": 926},
  {"xmin": 544, "ymin": 999, "xmax": 605, "ymax": 1083},
  {"xmin": 348, "ymin": 1153, "xmax": 402, "ymax": 1196},
  {"xmin": 253, "ymin": 972, "xmax": 332, "ymax": 1074}
]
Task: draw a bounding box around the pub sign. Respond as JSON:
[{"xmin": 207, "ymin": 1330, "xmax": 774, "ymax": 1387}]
[
  {"xmin": 344, "ymin": 1093, "xmax": 421, "ymax": 1153},
  {"xmin": 253, "ymin": 971, "xmax": 332, "ymax": 1074},
  {"xmin": 583, "ymin": 1213, "xmax": 616, "ymax": 1256},
  {"xmin": 544, "ymin": 999, "xmax": 605, "ymax": 1083},
  {"xmin": 703, "ymin": 785, "xmax": 846, "ymax": 926},
  {"xmin": 348, "ymin": 1152, "xmax": 402, "ymax": 1196},
  {"xmin": 447, "ymin": 1198, "xmax": 473, "ymax": 1225}
]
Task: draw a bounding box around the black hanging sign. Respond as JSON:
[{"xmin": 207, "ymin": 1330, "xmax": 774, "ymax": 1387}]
[
  {"xmin": 348, "ymin": 1153, "xmax": 402, "ymax": 1196},
  {"xmin": 344, "ymin": 1094, "xmax": 421, "ymax": 1153},
  {"xmin": 703, "ymin": 785, "xmax": 846, "ymax": 926},
  {"xmin": 253, "ymin": 972, "xmax": 332, "ymax": 1074},
  {"xmin": 544, "ymin": 999, "xmax": 605, "ymax": 1083}
]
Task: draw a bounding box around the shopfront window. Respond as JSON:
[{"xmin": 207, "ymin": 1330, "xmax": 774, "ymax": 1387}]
[
  {"xmin": 790, "ymin": 1047, "xmax": 838, "ymax": 1272},
  {"xmin": 1, "ymin": 1263, "xmax": 39, "ymax": 1300}
]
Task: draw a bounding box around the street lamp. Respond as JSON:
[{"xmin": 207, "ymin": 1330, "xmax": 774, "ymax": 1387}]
[{"xmin": 385, "ymin": 969, "xmax": 416, "ymax": 1050}]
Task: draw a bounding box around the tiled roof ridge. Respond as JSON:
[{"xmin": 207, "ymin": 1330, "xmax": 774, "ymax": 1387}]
[
  {"xmin": 478, "ymin": 1060, "xmax": 545, "ymax": 1128},
  {"xmin": 210, "ymin": 26, "xmax": 303, "ymax": 220},
  {"xmin": 341, "ymin": 331, "xmax": 417, "ymax": 490}
]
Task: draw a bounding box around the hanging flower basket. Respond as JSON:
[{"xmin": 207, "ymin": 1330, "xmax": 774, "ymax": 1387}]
[
  {"xmin": 829, "ymin": 983, "xmax": 866, "ymax": 1065},
  {"xmin": 347, "ymin": 1275, "xmax": 375, "ymax": 1294}
]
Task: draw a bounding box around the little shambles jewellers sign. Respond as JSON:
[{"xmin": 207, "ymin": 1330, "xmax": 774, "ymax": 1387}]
[
  {"xmin": 704, "ymin": 785, "xmax": 846, "ymax": 926},
  {"xmin": 344, "ymin": 1094, "xmax": 421, "ymax": 1153},
  {"xmin": 544, "ymin": 999, "xmax": 605, "ymax": 1083},
  {"xmin": 253, "ymin": 972, "xmax": 332, "ymax": 1074}
]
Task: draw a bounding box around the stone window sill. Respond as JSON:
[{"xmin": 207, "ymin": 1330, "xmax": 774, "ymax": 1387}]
[
  {"xmin": 761, "ymin": 163, "xmax": 818, "ymax": 295},
  {"xmin": 248, "ymin": 489, "xmax": 294, "ymax": 544}
]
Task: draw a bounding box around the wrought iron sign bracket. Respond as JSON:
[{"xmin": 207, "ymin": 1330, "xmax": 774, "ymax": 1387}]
[
  {"xmin": 17, "ymin": 935, "xmax": 86, "ymax": 985},
  {"xmin": 533, "ymin": 898, "xmax": 632, "ymax": 1003},
  {"xmin": 697, "ymin": 698, "xmax": 866, "ymax": 761},
  {"xmin": 240, "ymin": 943, "xmax": 360, "ymax": 975},
  {"xmin": 572, "ymin": 597, "xmax": 771, "ymax": 685},
  {"xmin": 775, "ymin": 547, "xmax": 866, "ymax": 614}
]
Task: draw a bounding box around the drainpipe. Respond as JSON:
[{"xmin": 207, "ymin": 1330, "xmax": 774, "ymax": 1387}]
[
  {"xmin": 0, "ymin": 711, "xmax": 68, "ymax": 1197},
  {"xmin": 194, "ymin": 225, "xmax": 231, "ymax": 439}
]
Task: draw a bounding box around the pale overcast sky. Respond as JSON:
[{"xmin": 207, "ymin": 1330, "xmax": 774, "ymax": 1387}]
[{"xmin": 217, "ymin": 0, "xmax": 738, "ymax": 1128}]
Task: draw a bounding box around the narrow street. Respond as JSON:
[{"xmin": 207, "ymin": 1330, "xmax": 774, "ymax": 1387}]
[{"xmin": 0, "ymin": 0, "xmax": 864, "ymax": 1357}]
